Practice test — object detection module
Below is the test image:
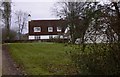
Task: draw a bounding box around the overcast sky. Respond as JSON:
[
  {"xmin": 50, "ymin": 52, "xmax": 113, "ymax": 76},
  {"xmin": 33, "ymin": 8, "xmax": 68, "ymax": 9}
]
[
  {"xmin": 11, "ymin": 0, "xmax": 114, "ymax": 20},
  {"xmin": 12, "ymin": 1, "xmax": 58, "ymax": 20}
]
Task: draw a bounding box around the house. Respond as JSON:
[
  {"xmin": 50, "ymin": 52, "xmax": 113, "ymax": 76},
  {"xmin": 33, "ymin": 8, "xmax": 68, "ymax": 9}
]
[{"xmin": 28, "ymin": 19, "xmax": 68, "ymax": 40}]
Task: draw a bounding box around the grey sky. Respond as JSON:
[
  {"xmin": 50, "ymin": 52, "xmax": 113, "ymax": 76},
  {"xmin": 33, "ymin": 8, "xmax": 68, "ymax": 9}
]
[
  {"xmin": 11, "ymin": 0, "xmax": 113, "ymax": 20},
  {"xmin": 12, "ymin": 0, "xmax": 57, "ymax": 2},
  {"xmin": 12, "ymin": 1, "xmax": 58, "ymax": 20}
]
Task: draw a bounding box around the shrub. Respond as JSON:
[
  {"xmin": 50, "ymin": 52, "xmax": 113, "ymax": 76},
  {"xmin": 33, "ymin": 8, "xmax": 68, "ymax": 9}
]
[{"xmin": 69, "ymin": 43, "xmax": 120, "ymax": 75}]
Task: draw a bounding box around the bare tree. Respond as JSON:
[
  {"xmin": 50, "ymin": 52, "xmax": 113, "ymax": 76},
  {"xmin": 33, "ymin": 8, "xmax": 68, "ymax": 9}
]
[
  {"xmin": 15, "ymin": 10, "xmax": 29, "ymax": 40},
  {"xmin": 52, "ymin": 1, "xmax": 90, "ymax": 43}
]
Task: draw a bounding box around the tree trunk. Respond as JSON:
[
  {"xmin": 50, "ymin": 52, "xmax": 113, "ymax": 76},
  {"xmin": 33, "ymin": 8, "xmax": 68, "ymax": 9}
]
[{"xmin": 3, "ymin": 2, "xmax": 11, "ymax": 41}]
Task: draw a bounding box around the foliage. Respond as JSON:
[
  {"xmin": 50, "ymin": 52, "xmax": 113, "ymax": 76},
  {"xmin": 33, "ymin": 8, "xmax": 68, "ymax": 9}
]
[
  {"xmin": 2, "ymin": 28, "xmax": 17, "ymax": 41},
  {"xmin": 69, "ymin": 43, "xmax": 120, "ymax": 75},
  {"xmin": 53, "ymin": 1, "xmax": 120, "ymax": 44},
  {"xmin": 65, "ymin": 1, "xmax": 120, "ymax": 75}
]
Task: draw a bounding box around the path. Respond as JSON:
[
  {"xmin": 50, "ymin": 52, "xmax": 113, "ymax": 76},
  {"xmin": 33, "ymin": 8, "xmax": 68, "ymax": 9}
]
[
  {"xmin": 0, "ymin": 45, "xmax": 2, "ymax": 76},
  {"xmin": 2, "ymin": 44, "xmax": 24, "ymax": 75}
]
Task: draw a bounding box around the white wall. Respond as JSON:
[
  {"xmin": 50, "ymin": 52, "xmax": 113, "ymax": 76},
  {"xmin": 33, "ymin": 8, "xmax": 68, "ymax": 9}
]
[
  {"xmin": 28, "ymin": 35, "xmax": 64, "ymax": 40},
  {"xmin": 29, "ymin": 36, "xmax": 35, "ymax": 40}
]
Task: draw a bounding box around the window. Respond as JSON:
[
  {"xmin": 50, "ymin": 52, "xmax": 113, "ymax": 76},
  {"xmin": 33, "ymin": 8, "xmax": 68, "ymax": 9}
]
[
  {"xmin": 48, "ymin": 27, "xmax": 53, "ymax": 32},
  {"xmin": 35, "ymin": 36, "xmax": 41, "ymax": 39},
  {"xmin": 57, "ymin": 27, "xmax": 62, "ymax": 32},
  {"xmin": 34, "ymin": 27, "xmax": 41, "ymax": 32}
]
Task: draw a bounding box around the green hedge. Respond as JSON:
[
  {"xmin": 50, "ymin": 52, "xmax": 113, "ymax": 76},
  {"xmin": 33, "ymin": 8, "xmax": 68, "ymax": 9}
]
[{"xmin": 69, "ymin": 43, "xmax": 120, "ymax": 75}]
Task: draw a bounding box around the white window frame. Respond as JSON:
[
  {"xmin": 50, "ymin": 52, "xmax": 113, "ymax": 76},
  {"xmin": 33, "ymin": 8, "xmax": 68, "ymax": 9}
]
[
  {"xmin": 48, "ymin": 27, "xmax": 53, "ymax": 32},
  {"xmin": 34, "ymin": 27, "xmax": 41, "ymax": 32},
  {"xmin": 57, "ymin": 27, "xmax": 62, "ymax": 32}
]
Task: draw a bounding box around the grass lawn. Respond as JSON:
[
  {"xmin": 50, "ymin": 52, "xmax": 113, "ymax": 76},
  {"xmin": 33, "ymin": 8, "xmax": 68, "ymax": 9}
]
[{"xmin": 7, "ymin": 42, "xmax": 77, "ymax": 75}]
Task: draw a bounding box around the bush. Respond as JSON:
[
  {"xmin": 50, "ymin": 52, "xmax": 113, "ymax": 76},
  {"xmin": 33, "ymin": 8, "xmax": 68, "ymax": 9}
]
[{"xmin": 69, "ymin": 43, "xmax": 120, "ymax": 75}]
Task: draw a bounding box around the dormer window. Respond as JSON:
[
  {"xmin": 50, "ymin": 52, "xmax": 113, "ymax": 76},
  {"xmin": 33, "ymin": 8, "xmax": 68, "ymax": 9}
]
[
  {"xmin": 48, "ymin": 27, "xmax": 53, "ymax": 32},
  {"xmin": 57, "ymin": 27, "xmax": 62, "ymax": 32},
  {"xmin": 34, "ymin": 27, "xmax": 41, "ymax": 32}
]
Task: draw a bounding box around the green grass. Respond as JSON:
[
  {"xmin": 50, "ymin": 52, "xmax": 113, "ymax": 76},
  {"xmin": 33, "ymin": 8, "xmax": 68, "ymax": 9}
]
[{"xmin": 8, "ymin": 42, "xmax": 77, "ymax": 75}]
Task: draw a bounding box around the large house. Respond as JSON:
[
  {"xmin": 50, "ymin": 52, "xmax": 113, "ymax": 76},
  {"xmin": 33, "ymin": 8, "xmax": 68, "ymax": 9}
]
[{"xmin": 28, "ymin": 19, "xmax": 68, "ymax": 40}]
